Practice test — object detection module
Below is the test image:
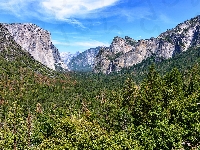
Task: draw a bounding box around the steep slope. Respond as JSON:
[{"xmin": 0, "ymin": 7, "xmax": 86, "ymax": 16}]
[
  {"xmin": 3, "ymin": 23, "xmax": 66, "ymax": 70},
  {"xmin": 67, "ymin": 47, "xmax": 102, "ymax": 72},
  {"xmin": 0, "ymin": 24, "xmax": 58, "ymax": 76},
  {"xmin": 94, "ymin": 15, "xmax": 200, "ymax": 74},
  {"xmin": 0, "ymin": 24, "xmax": 21, "ymax": 54}
]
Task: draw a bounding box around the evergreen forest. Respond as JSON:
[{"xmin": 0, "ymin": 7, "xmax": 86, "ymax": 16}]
[{"xmin": 0, "ymin": 43, "xmax": 200, "ymax": 149}]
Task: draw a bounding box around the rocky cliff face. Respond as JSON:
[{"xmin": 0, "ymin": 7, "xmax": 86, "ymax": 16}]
[
  {"xmin": 60, "ymin": 51, "xmax": 80, "ymax": 70},
  {"xmin": 64, "ymin": 47, "xmax": 101, "ymax": 72},
  {"xmin": 0, "ymin": 24, "xmax": 22, "ymax": 54},
  {"xmin": 3, "ymin": 23, "xmax": 66, "ymax": 70},
  {"xmin": 94, "ymin": 15, "xmax": 200, "ymax": 74}
]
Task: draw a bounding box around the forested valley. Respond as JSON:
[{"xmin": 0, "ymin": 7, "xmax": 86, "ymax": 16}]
[{"xmin": 0, "ymin": 41, "xmax": 200, "ymax": 149}]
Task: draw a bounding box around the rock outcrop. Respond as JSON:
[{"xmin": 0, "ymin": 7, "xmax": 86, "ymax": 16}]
[
  {"xmin": 0, "ymin": 24, "xmax": 22, "ymax": 54},
  {"xmin": 67, "ymin": 47, "xmax": 101, "ymax": 72},
  {"xmin": 94, "ymin": 15, "xmax": 200, "ymax": 74},
  {"xmin": 60, "ymin": 51, "xmax": 80, "ymax": 70},
  {"xmin": 3, "ymin": 23, "xmax": 66, "ymax": 70}
]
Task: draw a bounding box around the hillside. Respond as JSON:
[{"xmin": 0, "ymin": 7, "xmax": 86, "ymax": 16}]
[
  {"xmin": 94, "ymin": 15, "xmax": 200, "ymax": 74},
  {"xmin": 0, "ymin": 23, "xmax": 73, "ymax": 108},
  {"xmin": 3, "ymin": 23, "xmax": 66, "ymax": 70},
  {"xmin": 0, "ymin": 18, "xmax": 200, "ymax": 149},
  {"xmin": 0, "ymin": 24, "xmax": 61, "ymax": 75}
]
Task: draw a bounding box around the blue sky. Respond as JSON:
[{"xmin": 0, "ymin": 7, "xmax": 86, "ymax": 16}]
[{"xmin": 0, "ymin": 0, "xmax": 200, "ymax": 53}]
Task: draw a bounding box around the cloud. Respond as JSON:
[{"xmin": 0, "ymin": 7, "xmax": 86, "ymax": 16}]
[
  {"xmin": 0, "ymin": 0, "xmax": 119, "ymax": 27},
  {"xmin": 52, "ymin": 40, "xmax": 70, "ymax": 46},
  {"xmin": 158, "ymin": 14, "xmax": 174, "ymax": 24},
  {"xmin": 119, "ymin": 7, "xmax": 152, "ymax": 22},
  {"xmin": 41, "ymin": 0, "xmax": 119, "ymax": 18},
  {"xmin": 52, "ymin": 39, "xmax": 109, "ymax": 48},
  {"xmin": 60, "ymin": 18, "xmax": 86, "ymax": 28},
  {"xmin": 0, "ymin": 0, "xmax": 38, "ymax": 17},
  {"xmin": 0, "ymin": 0, "xmax": 49, "ymax": 25},
  {"xmin": 75, "ymin": 40, "xmax": 109, "ymax": 47},
  {"xmin": 0, "ymin": 0, "xmax": 156, "ymax": 29}
]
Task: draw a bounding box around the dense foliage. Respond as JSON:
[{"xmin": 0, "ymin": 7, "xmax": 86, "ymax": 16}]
[{"xmin": 0, "ymin": 45, "xmax": 200, "ymax": 149}]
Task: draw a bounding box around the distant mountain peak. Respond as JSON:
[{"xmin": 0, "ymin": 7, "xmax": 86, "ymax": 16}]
[
  {"xmin": 60, "ymin": 51, "xmax": 80, "ymax": 70},
  {"xmin": 62, "ymin": 47, "xmax": 103, "ymax": 72}
]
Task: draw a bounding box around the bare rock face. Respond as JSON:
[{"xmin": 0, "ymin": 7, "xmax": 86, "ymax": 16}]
[
  {"xmin": 67, "ymin": 47, "xmax": 101, "ymax": 72},
  {"xmin": 3, "ymin": 23, "xmax": 66, "ymax": 70},
  {"xmin": 94, "ymin": 15, "xmax": 200, "ymax": 74},
  {"xmin": 0, "ymin": 24, "xmax": 21, "ymax": 53}
]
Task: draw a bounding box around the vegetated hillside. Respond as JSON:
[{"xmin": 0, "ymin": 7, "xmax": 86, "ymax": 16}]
[
  {"xmin": 0, "ymin": 24, "xmax": 74, "ymax": 106},
  {"xmin": 74, "ymin": 46, "xmax": 200, "ymax": 101},
  {"xmin": 94, "ymin": 15, "xmax": 200, "ymax": 74},
  {"xmin": 118, "ymin": 46, "xmax": 200, "ymax": 83},
  {"xmin": 3, "ymin": 23, "xmax": 66, "ymax": 70},
  {"xmin": 0, "ymin": 24, "xmax": 53, "ymax": 74},
  {"xmin": 0, "ymin": 24, "xmax": 200, "ymax": 149}
]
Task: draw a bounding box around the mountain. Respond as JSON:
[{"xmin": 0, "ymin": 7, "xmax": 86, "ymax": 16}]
[
  {"xmin": 3, "ymin": 23, "xmax": 66, "ymax": 70},
  {"xmin": 0, "ymin": 24, "xmax": 21, "ymax": 55},
  {"xmin": 60, "ymin": 51, "xmax": 80, "ymax": 70},
  {"xmin": 94, "ymin": 15, "xmax": 200, "ymax": 74},
  {"xmin": 0, "ymin": 24, "xmax": 58, "ymax": 76},
  {"xmin": 1, "ymin": 20, "xmax": 200, "ymax": 149},
  {"xmin": 66, "ymin": 47, "xmax": 102, "ymax": 72}
]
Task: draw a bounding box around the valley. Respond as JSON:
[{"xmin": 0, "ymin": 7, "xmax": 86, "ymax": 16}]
[{"xmin": 0, "ymin": 15, "xmax": 200, "ymax": 149}]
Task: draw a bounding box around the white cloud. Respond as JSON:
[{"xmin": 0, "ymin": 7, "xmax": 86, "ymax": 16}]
[
  {"xmin": 60, "ymin": 18, "xmax": 86, "ymax": 28},
  {"xmin": 75, "ymin": 40, "xmax": 109, "ymax": 47},
  {"xmin": 0, "ymin": 0, "xmax": 39, "ymax": 20},
  {"xmin": 52, "ymin": 39, "xmax": 109, "ymax": 48},
  {"xmin": 119, "ymin": 7, "xmax": 152, "ymax": 22},
  {"xmin": 0, "ymin": 0, "xmax": 119, "ymax": 27},
  {"xmin": 158, "ymin": 14, "xmax": 174, "ymax": 24},
  {"xmin": 52, "ymin": 40, "xmax": 70, "ymax": 46},
  {"xmin": 41, "ymin": 0, "xmax": 119, "ymax": 19}
]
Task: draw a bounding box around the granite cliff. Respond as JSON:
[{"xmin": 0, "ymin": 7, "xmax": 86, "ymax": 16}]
[
  {"xmin": 67, "ymin": 47, "xmax": 101, "ymax": 72},
  {"xmin": 3, "ymin": 23, "xmax": 66, "ymax": 70},
  {"xmin": 60, "ymin": 51, "xmax": 80, "ymax": 70},
  {"xmin": 94, "ymin": 15, "xmax": 200, "ymax": 74},
  {"xmin": 0, "ymin": 24, "xmax": 22, "ymax": 55}
]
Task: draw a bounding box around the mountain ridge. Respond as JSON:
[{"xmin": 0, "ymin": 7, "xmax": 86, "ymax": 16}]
[
  {"xmin": 2, "ymin": 23, "xmax": 66, "ymax": 70},
  {"xmin": 94, "ymin": 15, "xmax": 200, "ymax": 74},
  {"xmin": 0, "ymin": 23, "xmax": 58, "ymax": 76},
  {"xmin": 60, "ymin": 51, "xmax": 80, "ymax": 70},
  {"xmin": 62, "ymin": 47, "xmax": 103, "ymax": 72}
]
